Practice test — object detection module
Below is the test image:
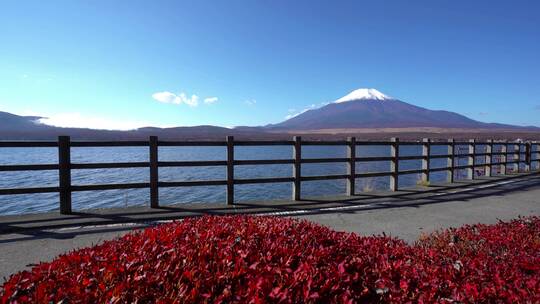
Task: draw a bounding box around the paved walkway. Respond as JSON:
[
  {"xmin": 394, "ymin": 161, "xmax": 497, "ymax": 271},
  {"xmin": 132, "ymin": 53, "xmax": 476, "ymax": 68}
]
[{"xmin": 1, "ymin": 173, "xmax": 539, "ymax": 281}]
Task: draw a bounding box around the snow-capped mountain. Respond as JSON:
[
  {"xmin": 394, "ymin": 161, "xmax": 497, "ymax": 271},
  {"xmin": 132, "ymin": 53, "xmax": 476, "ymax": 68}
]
[
  {"xmin": 334, "ymin": 88, "xmax": 391, "ymax": 103},
  {"xmin": 271, "ymin": 88, "xmax": 520, "ymax": 130}
]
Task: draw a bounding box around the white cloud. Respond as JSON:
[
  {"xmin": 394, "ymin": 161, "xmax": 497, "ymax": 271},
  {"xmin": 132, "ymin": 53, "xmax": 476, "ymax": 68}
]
[
  {"xmin": 204, "ymin": 97, "xmax": 218, "ymax": 104},
  {"xmin": 152, "ymin": 91, "xmax": 180, "ymax": 104},
  {"xmin": 245, "ymin": 99, "xmax": 257, "ymax": 106},
  {"xmin": 37, "ymin": 112, "xmax": 151, "ymax": 131},
  {"xmin": 152, "ymin": 91, "xmax": 199, "ymax": 107},
  {"xmin": 181, "ymin": 93, "xmax": 199, "ymax": 106},
  {"xmin": 285, "ymin": 104, "xmax": 317, "ymax": 119},
  {"xmin": 284, "ymin": 101, "xmax": 330, "ymax": 119}
]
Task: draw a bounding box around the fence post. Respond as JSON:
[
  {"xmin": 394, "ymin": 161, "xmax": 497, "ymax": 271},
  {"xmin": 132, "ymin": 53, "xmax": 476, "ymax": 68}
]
[
  {"xmin": 513, "ymin": 142, "xmax": 520, "ymax": 173},
  {"xmin": 293, "ymin": 136, "xmax": 302, "ymax": 200},
  {"xmin": 226, "ymin": 136, "xmax": 234, "ymax": 205},
  {"xmin": 485, "ymin": 139, "xmax": 493, "ymax": 177},
  {"xmin": 447, "ymin": 138, "xmax": 455, "ymax": 183},
  {"xmin": 58, "ymin": 136, "xmax": 72, "ymax": 214},
  {"xmin": 531, "ymin": 141, "xmax": 540, "ymax": 171},
  {"xmin": 524, "ymin": 142, "xmax": 530, "ymax": 172},
  {"xmin": 390, "ymin": 137, "xmax": 399, "ymax": 191},
  {"xmin": 467, "ymin": 139, "xmax": 475, "ymax": 179},
  {"xmin": 501, "ymin": 141, "xmax": 508, "ymax": 175},
  {"xmin": 421, "ymin": 138, "xmax": 430, "ymax": 183},
  {"xmin": 149, "ymin": 136, "xmax": 159, "ymax": 208},
  {"xmin": 536, "ymin": 141, "xmax": 540, "ymax": 172},
  {"xmin": 347, "ymin": 137, "xmax": 356, "ymax": 196}
]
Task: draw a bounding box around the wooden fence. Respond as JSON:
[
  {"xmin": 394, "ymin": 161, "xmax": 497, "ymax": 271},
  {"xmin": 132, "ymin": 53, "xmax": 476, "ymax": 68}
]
[{"xmin": 0, "ymin": 136, "xmax": 538, "ymax": 214}]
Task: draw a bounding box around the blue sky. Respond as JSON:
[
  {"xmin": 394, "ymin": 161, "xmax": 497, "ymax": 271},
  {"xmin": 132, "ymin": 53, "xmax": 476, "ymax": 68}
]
[{"xmin": 1, "ymin": 0, "xmax": 539, "ymax": 129}]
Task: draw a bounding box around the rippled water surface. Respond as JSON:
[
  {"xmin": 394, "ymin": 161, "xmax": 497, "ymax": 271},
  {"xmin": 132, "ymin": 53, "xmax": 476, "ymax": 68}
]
[{"xmin": 0, "ymin": 144, "xmax": 527, "ymax": 215}]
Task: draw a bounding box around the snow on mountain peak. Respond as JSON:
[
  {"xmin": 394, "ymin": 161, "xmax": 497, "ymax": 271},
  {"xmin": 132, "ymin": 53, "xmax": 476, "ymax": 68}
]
[{"xmin": 334, "ymin": 88, "xmax": 391, "ymax": 103}]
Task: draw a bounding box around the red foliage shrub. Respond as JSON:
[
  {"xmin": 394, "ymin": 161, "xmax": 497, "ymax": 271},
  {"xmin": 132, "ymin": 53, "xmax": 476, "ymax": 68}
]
[
  {"xmin": 1, "ymin": 216, "xmax": 539, "ymax": 303},
  {"xmin": 414, "ymin": 217, "xmax": 540, "ymax": 302}
]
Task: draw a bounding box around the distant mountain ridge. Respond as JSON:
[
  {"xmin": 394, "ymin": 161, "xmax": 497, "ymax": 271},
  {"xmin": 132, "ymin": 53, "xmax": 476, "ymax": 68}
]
[
  {"xmin": 0, "ymin": 111, "xmax": 47, "ymax": 131},
  {"xmin": 0, "ymin": 111, "xmax": 243, "ymax": 140},
  {"xmin": 1, "ymin": 88, "xmax": 538, "ymax": 140}
]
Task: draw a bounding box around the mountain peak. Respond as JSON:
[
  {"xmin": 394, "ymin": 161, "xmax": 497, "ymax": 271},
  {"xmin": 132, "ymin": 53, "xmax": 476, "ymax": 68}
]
[{"xmin": 334, "ymin": 88, "xmax": 391, "ymax": 103}]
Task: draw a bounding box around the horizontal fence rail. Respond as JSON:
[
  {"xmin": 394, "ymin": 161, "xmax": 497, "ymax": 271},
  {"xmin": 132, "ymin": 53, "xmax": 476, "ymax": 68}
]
[{"xmin": 0, "ymin": 136, "xmax": 539, "ymax": 214}]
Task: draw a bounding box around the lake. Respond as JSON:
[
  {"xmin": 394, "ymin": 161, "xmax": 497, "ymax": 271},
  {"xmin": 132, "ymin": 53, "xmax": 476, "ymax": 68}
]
[{"xmin": 0, "ymin": 144, "xmax": 516, "ymax": 215}]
